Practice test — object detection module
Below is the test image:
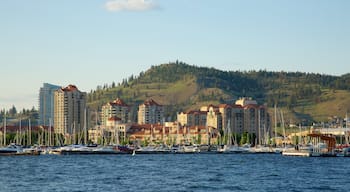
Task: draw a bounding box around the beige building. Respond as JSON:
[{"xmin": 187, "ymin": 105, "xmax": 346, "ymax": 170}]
[
  {"xmin": 206, "ymin": 105, "xmax": 223, "ymax": 131},
  {"xmin": 127, "ymin": 122, "xmax": 219, "ymax": 145},
  {"xmin": 88, "ymin": 117, "xmax": 130, "ymax": 145},
  {"xmin": 101, "ymin": 98, "xmax": 130, "ymax": 125},
  {"xmin": 218, "ymin": 104, "xmax": 244, "ymax": 134},
  {"xmin": 138, "ymin": 99, "xmax": 164, "ymax": 125},
  {"xmin": 177, "ymin": 110, "xmax": 207, "ymax": 127},
  {"xmin": 239, "ymin": 98, "xmax": 270, "ymax": 144},
  {"xmin": 177, "ymin": 97, "xmax": 270, "ymax": 141},
  {"xmin": 54, "ymin": 85, "xmax": 87, "ymax": 135}
]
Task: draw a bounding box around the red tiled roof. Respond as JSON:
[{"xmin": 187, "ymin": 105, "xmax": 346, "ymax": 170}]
[
  {"xmin": 218, "ymin": 104, "xmax": 232, "ymax": 108},
  {"xmin": 208, "ymin": 104, "xmax": 218, "ymax": 109},
  {"xmin": 185, "ymin": 110, "xmax": 207, "ymax": 115},
  {"xmin": 61, "ymin": 84, "xmax": 78, "ymax": 92},
  {"xmin": 232, "ymin": 104, "xmax": 243, "ymax": 108},
  {"xmin": 143, "ymin": 98, "xmax": 161, "ymax": 106},
  {"xmin": 244, "ymin": 104, "xmax": 259, "ymax": 109},
  {"xmin": 108, "ymin": 116, "xmax": 122, "ymax": 121},
  {"xmin": 109, "ymin": 98, "xmax": 128, "ymax": 106}
]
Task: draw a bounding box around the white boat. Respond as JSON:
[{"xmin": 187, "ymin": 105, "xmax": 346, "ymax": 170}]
[
  {"xmin": 218, "ymin": 144, "xmax": 248, "ymax": 153},
  {"xmin": 0, "ymin": 144, "xmax": 23, "ymax": 155},
  {"xmin": 251, "ymin": 145, "xmax": 274, "ymax": 153},
  {"xmin": 56, "ymin": 144, "xmax": 93, "ymax": 155},
  {"xmin": 282, "ymin": 149, "xmax": 311, "ymax": 157},
  {"xmin": 180, "ymin": 144, "xmax": 200, "ymax": 153},
  {"xmin": 135, "ymin": 145, "xmax": 158, "ymax": 154}
]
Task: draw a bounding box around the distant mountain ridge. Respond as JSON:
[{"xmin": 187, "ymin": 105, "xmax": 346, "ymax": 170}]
[{"xmin": 87, "ymin": 61, "xmax": 350, "ymax": 124}]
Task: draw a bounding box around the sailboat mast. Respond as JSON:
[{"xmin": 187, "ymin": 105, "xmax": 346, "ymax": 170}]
[
  {"xmin": 28, "ymin": 119, "xmax": 31, "ymax": 146},
  {"xmin": 346, "ymin": 112, "xmax": 349, "ymax": 145},
  {"xmin": 258, "ymin": 108, "xmax": 261, "ymax": 146},
  {"xmin": 4, "ymin": 114, "xmax": 6, "ymax": 146},
  {"xmin": 299, "ymin": 124, "xmax": 302, "ymax": 145},
  {"xmin": 19, "ymin": 118, "xmax": 22, "ymax": 145},
  {"xmin": 281, "ymin": 110, "xmax": 286, "ymax": 147},
  {"xmin": 84, "ymin": 108, "xmax": 87, "ymax": 145},
  {"xmin": 274, "ymin": 104, "xmax": 277, "ymax": 145},
  {"xmin": 206, "ymin": 123, "xmax": 209, "ymax": 145},
  {"xmin": 49, "ymin": 118, "xmax": 52, "ymax": 146}
]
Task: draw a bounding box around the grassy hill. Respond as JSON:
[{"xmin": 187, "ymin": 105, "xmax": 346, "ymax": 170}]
[{"xmin": 87, "ymin": 61, "xmax": 350, "ymax": 124}]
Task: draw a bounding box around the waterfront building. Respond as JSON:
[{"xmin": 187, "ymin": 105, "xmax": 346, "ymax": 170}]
[
  {"xmin": 38, "ymin": 83, "xmax": 61, "ymax": 126},
  {"xmin": 206, "ymin": 105, "xmax": 223, "ymax": 131},
  {"xmin": 137, "ymin": 99, "xmax": 164, "ymax": 125},
  {"xmin": 54, "ymin": 85, "xmax": 87, "ymax": 136},
  {"xmin": 100, "ymin": 98, "xmax": 130, "ymax": 125},
  {"xmin": 88, "ymin": 117, "xmax": 130, "ymax": 145},
  {"xmin": 177, "ymin": 97, "xmax": 270, "ymax": 143},
  {"xmin": 218, "ymin": 104, "xmax": 244, "ymax": 134},
  {"xmin": 237, "ymin": 97, "xmax": 270, "ymax": 144},
  {"xmin": 177, "ymin": 110, "xmax": 207, "ymax": 127},
  {"xmin": 127, "ymin": 123, "xmax": 219, "ymax": 145}
]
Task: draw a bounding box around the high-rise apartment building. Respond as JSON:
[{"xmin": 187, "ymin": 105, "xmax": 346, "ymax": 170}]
[
  {"xmin": 138, "ymin": 99, "xmax": 164, "ymax": 125},
  {"xmin": 54, "ymin": 85, "xmax": 87, "ymax": 135},
  {"xmin": 236, "ymin": 97, "xmax": 270, "ymax": 142},
  {"xmin": 101, "ymin": 98, "xmax": 130, "ymax": 125},
  {"xmin": 38, "ymin": 83, "xmax": 61, "ymax": 126}
]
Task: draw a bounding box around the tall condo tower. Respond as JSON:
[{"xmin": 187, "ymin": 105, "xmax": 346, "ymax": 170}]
[
  {"xmin": 54, "ymin": 85, "xmax": 86, "ymax": 135},
  {"xmin": 138, "ymin": 99, "xmax": 164, "ymax": 125},
  {"xmin": 38, "ymin": 83, "xmax": 61, "ymax": 126}
]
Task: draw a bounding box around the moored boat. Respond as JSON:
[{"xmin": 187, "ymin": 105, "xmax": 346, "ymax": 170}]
[{"xmin": 0, "ymin": 144, "xmax": 23, "ymax": 155}]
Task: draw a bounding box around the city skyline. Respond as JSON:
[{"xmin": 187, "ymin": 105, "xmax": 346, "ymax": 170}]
[{"xmin": 1, "ymin": 0, "xmax": 349, "ymax": 110}]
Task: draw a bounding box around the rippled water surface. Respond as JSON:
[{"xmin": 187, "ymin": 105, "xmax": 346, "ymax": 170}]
[{"xmin": 1, "ymin": 154, "xmax": 350, "ymax": 192}]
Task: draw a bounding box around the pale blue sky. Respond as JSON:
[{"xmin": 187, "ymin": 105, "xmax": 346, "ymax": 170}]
[{"xmin": 0, "ymin": 0, "xmax": 349, "ymax": 110}]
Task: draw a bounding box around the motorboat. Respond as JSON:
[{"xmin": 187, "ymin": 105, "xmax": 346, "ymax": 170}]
[{"xmin": 0, "ymin": 144, "xmax": 23, "ymax": 155}]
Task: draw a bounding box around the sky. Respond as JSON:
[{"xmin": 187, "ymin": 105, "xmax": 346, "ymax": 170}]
[{"xmin": 0, "ymin": 0, "xmax": 349, "ymax": 110}]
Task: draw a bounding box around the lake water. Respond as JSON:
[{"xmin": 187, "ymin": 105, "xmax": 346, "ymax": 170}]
[{"xmin": 1, "ymin": 153, "xmax": 350, "ymax": 192}]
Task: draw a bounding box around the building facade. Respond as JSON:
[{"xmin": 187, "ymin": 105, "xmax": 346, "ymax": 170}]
[
  {"xmin": 88, "ymin": 117, "xmax": 129, "ymax": 145},
  {"xmin": 177, "ymin": 110, "xmax": 207, "ymax": 127},
  {"xmin": 206, "ymin": 105, "xmax": 223, "ymax": 131},
  {"xmin": 127, "ymin": 123, "xmax": 219, "ymax": 145},
  {"xmin": 137, "ymin": 99, "xmax": 164, "ymax": 125},
  {"xmin": 54, "ymin": 85, "xmax": 87, "ymax": 135},
  {"xmin": 177, "ymin": 97, "xmax": 270, "ymax": 142},
  {"xmin": 100, "ymin": 98, "xmax": 130, "ymax": 125},
  {"xmin": 237, "ymin": 98, "xmax": 270, "ymax": 144},
  {"xmin": 38, "ymin": 83, "xmax": 61, "ymax": 126},
  {"xmin": 218, "ymin": 104, "xmax": 244, "ymax": 135}
]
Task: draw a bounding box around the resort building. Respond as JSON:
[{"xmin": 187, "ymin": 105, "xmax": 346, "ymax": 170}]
[
  {"xmin": 88, "ymin": 117, "xmax": 130, "ymax": 145},
  {"xmin": 206, "ymin": 105, "xmax": 223, "ymax": 131},
  {"xmin": 127, "ymin": 122, "xmax": 219, "ymax": 145},
  {"xmin": 237, "ymin": 97, "xmax": 270, "ymax": 144},
  {"xmin": 137, "ymin": 99, "xmax": 164, "ymax": 125},
  {"xmin": 38, "ymin": 83, "xmax": 61, "ymax": 126},
  {"xmin": 100, "ymin": 98, "xmax": 130, "ymax": 125},
  {"xmin": 176, "ymin": 97, "xmax": 270, "ymax": 142},
  {"xmin": 177, "ymin": 110, "xmax": 207, "ymax": 127},
  {"xmin": 218, "ymin": 104, "xmax": 244, "ymax": 134},
  {"xmin": 54, "ymin": 85, "xmax": 87, "ymax": 135}
]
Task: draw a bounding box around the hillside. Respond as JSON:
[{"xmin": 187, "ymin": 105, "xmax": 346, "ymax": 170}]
[{"xmin": 87, "ymin": 61, "xmax": 350, "ymax": 124}]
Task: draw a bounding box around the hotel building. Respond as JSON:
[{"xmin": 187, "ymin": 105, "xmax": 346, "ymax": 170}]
[
  {"xmin": 54, "ymin": 85, "xmax": 87, "ymax": 135},
  {"xmin": 100, "ymin": 98, "xmax": 130, "ymax": 125},
  {"xmin": 137, "ymin": 99, "xmax": 164, "ymax": 125}
]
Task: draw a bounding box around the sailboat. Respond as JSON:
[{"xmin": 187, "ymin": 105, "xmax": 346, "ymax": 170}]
[
  {"xmin": 342, "ymin": 113, "xmax": 350, "ymax": 157},
  {"xmin": 217, "ymin": 119, "xmax": 248, "ymax": 153}
]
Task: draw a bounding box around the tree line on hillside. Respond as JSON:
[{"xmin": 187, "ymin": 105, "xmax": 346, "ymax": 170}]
[
  {"xmin": 87, "ymin": 61, "xmax": 350, "ymax": 114},
  {"xmin": 0, "ymin": 106, "xmax": 38, "ymax": 124}
]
